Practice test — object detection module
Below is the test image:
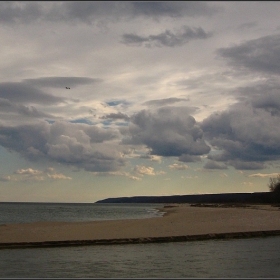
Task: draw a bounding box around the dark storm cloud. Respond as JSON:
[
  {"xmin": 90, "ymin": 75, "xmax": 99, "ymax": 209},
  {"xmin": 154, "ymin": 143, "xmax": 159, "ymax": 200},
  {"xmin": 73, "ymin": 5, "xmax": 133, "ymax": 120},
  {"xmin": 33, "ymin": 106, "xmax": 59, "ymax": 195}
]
[
  {"xmin": 227, "ymin": 160, "xmax": 265, "ymax": 170},
  {"xmin": 23, "ymin": 77, "xmax": 101, "ymax": 88},
  {"xmin": 143, "ymin": 97, "xmax": 189, "ymax": 107},
  {"xmin": 0, "ymin": 82, "xmax": 65, "ymax": 104},
  {"xmin": 252, "ymin": 93, "xmax": 280, "ymax": 115},
  {"xmin": 217, "ymin": 34, "xmax": 280, "ymax": 75},
  {"xmin": 0, "ymin": 2, "xmax": 221, "ymax": 25},
  {"xmin": 232, "ymin": 82, "xmax": 280, "ymax": 116},
  {"xmin": 123, "ymin": 106, "xmax": 210, "ymax": 157},
  {"xmin": 178, "ymin": 154, "xmax": 202, "ymax": 163},
  {"xmin": 0, "ymin": 98, "xmax": 55, "ymax": 119},
  {"xmin": 130, "ymin": 1, "xmax": 220, "ymax": 18},
  {"xmin": 0, "ymin": 2, "xmax": 42, "ymax": 24},
  {"xmin": 203, "ymin": 160, "xmax": 228, "ymax": 170},
  {"xmin": 0, "ymin": 121, "xmax": 126, "ymax": 172},
  {"xmin": 201, "ymin": 91, "xmax": 280, "ymax": 169},
  {"xmin": 121, "ymin": 26, "xmax": 212, "ymax": 48}
]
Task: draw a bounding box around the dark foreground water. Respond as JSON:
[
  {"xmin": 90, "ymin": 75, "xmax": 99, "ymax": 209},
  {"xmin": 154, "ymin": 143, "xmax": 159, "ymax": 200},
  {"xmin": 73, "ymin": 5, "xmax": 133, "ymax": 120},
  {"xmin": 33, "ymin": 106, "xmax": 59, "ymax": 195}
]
[{"xmin": 1, "ymin": 236, "xmax": 280, "ymax": 278}]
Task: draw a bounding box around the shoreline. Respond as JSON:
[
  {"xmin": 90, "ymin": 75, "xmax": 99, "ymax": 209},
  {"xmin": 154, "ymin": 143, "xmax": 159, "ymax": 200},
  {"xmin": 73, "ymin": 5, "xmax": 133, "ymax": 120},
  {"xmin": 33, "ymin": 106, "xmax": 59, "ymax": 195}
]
[
  {"xmin": 1, "ymin": 204, "xmax": 280, "ymax": 249},
  {"xmin": 1, "ymin": 230, "xmax": 280, "ymax": 249}
]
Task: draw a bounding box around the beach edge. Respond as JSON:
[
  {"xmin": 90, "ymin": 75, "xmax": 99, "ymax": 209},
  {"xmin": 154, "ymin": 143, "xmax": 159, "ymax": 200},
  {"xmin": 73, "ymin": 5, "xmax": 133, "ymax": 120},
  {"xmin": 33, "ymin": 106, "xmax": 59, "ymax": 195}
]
[{"xmin": 1, "ymin": 229, "xmax": 280, "ymax": 249}]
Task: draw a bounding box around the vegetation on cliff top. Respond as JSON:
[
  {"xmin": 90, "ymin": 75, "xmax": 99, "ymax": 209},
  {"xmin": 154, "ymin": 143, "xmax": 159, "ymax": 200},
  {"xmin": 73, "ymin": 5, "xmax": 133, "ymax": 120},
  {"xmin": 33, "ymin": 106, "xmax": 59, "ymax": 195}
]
[{"xmin": 268, "ymin": 174, "xmax": 280, "ymax": 203}]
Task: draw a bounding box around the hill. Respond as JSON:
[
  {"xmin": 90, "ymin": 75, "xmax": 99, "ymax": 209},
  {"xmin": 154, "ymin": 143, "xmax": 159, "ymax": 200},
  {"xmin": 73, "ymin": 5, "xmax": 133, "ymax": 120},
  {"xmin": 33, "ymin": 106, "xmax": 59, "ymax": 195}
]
[{"xmin": 95, "ymin": 192, "xmax": 273, "ymax": 204}]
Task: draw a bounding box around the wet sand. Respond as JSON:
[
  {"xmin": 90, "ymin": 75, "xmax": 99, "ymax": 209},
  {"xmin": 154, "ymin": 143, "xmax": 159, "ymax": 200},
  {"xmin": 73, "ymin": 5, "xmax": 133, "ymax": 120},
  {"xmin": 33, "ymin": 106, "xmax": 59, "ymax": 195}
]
[{"xmin": 1, "ymin": 204, "xmax": 280, "ymax": 248}]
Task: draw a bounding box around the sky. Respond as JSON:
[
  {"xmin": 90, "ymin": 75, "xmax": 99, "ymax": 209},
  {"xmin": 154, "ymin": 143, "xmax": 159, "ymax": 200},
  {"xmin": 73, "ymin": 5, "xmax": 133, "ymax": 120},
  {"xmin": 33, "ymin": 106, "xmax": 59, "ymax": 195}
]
[{"xmin": 1, "ymin": 1, "xmax": 280, "ymax": 203}]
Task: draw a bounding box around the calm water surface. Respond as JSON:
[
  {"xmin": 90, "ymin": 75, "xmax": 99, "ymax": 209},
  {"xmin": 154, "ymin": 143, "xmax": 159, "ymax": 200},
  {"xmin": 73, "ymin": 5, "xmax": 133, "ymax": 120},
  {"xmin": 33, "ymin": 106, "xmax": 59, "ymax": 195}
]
[
  {"xmin": 1, "ymin": 237, "xmax": 280, "ymax": 278},
  {"xmin": 0, "ymin": 202, "xmax": 164, "ymax": 224}
]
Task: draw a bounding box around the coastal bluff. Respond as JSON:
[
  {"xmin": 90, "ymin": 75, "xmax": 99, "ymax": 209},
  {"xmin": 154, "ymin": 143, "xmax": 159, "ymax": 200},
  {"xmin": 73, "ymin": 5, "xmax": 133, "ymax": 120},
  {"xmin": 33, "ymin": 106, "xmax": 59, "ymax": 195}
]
[{"xmin": 95, "ymin": 192, "xmax": 274, "ymax": 204}]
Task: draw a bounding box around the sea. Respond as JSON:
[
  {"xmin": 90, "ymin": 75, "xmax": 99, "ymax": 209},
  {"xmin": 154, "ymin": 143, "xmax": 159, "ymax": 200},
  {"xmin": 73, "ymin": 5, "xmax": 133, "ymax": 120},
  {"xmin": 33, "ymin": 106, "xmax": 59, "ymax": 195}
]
[{"xmin": 0, "ymin": 202, "xmax": 280, "ymax": 278}]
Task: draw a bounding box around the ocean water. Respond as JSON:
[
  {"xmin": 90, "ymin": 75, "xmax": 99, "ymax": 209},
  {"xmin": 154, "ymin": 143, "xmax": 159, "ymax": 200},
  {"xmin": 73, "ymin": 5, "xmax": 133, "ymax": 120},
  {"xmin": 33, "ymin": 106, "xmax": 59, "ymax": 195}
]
[
  {"xmin": 1, "ymin": 203, "xmax": 280, "ymax": 278},
  {"xmin": 0, "ymin": 202, "xmax": 164, "ymax": 224}
]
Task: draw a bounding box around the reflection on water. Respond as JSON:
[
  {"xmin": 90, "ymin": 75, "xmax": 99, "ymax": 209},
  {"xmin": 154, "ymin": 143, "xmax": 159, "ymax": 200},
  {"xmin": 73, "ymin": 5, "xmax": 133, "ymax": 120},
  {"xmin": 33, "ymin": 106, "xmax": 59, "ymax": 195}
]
[{"xmin": 1, "ymin": 236, "xmax": 280, "ymax": 278}]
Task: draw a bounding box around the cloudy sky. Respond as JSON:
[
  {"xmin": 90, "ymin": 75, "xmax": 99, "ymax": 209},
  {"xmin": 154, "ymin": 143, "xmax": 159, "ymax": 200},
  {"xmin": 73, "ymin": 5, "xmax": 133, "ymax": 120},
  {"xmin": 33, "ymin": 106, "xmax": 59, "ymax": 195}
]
[{"xmin": 1, "ymin": 1, "xmax": 280, "ymax": 203}]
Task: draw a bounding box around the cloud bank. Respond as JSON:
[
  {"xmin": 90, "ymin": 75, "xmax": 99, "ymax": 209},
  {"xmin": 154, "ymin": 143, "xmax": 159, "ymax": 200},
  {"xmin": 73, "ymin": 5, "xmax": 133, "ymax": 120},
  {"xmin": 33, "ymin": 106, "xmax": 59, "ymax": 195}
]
[
  {"xmin": 0, "ymin": 121, "xmax": 126, "ymax": 172},
  {"xmin": 0, "ymin": 2, "xmax": 220, "ymax": 25},
  {"xmin": 122, "ymin": 106, "xmax": 210, "ymax": 157},
  {"xmin": 122, "ymin": 26, "xmax": 212, "ymax": 48}
]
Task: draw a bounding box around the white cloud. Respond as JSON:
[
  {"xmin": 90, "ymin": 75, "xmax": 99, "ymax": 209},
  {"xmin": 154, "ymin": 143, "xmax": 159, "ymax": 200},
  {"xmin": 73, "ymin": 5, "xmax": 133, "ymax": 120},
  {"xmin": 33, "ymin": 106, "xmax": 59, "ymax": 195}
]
[
  {"xmin": 249, "ymin": 173, "xmax": 280, "ymax": 178},
  {"xmin": 47, "ymin": 173, "xmax": 72, "ymax": 180},
  {"xmin": 149, "ymin": 155, "xmax": 162, "ymax": 162},
  {"xmin": 0, "ymin": 167, "xmax": 72, "ymax": 182},
  {"xmin": 168, "ymin": 163, "xmax": 189, "ymax": 170},
  {"xmin": 15, "ymin": 168, "xmax": 43, "ymax": 175},
  {"xmin": 91, "ymin": 171, "xmax": 142, "ymax": 181},
  {"xmin": 132, "ymin": 165, "xmax": 165, "ymax": 176},
  {"xmin": 133, "ymin": 165, "xmax": 156, "ymax": 176}
]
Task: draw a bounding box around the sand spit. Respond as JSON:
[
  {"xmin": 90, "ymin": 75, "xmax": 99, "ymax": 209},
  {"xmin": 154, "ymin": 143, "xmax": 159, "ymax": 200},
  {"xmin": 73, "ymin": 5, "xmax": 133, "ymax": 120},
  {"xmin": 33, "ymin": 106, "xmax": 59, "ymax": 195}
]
[
  {"xmin": 1, "ymin": 230, "xmax": 280, "ymax": 249},
  {"xmin": 1, "ymin": 204, "xmax": 280, "ymax": 249}
]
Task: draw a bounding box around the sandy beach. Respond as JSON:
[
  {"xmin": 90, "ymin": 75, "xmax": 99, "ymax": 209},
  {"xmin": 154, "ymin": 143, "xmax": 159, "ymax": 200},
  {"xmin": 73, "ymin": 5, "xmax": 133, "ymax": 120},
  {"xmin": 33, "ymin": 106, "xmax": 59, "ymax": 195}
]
[{"xmin": 1, "ymin": 204, "xmax": 280, "ymax": 248}]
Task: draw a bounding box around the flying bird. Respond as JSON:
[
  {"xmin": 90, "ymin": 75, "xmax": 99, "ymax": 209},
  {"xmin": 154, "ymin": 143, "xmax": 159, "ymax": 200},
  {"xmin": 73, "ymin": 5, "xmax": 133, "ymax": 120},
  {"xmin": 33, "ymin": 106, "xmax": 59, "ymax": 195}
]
[{"xmin": 65, "ymin": 87, "xmax": 70, "ymax": 89}]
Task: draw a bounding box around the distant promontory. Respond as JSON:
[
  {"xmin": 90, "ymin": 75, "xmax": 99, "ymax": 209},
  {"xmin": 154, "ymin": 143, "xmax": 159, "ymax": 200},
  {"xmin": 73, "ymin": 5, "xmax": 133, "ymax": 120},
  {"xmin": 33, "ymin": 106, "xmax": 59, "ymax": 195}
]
[{"xmin": 95, "ymin": 192, "xmax": 273, "ymax": 204}]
